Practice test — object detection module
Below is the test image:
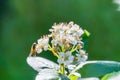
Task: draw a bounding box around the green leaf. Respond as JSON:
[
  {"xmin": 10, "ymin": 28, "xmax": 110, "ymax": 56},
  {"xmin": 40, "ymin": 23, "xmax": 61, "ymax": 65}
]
[
  {"xmin": 69, "ymin": 72, "xmax": 80, "ymax": 80},
  {"xmin": 77, "ymin": 61, "xmax": 120, "ymax": 78},
  {"xmin": 84, "ymin": 30, "xmax": 90, "ymax": 37},
  {"xmin": 35, "ymin": 69, "xmax": 70, "ymax": 80},
  {"xmin": 69, "ymin": 75, "xmax": 79, "ymax": 80},
  {"xmin": 35, "ymin": 69, "xmax": 59, "ymax": 80},
  {"xmin": 80, "ymin": 77, "xmax": 99, "ymax": 80},
  {"xmin": 101, "ymin": 71, "xmax": 120, "ymax": 80}
]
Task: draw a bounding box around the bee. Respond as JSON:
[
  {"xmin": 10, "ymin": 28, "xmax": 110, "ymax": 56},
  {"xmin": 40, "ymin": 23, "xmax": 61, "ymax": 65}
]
[{"xmin": 29, "ymin": 43, "xmax": 37, "ymax": 56}]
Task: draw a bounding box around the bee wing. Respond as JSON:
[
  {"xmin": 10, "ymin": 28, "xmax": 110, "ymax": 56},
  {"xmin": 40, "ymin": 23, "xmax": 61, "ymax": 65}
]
[{"xmin": 27, "ymin": 56, "xmax": 59, "ymax": 72}]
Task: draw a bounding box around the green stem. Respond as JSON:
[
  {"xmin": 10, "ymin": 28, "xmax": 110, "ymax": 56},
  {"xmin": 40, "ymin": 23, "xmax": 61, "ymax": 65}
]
[
  {"xmin": 48, "ymin": 44, "xmax": 59, "ymax": 58},
  {"xmin": 59, "ymin": 45, "xmax": 66, "ymax": 74},
  {"xmin": 60, "ymin": 64, "xmax": 65, "ymax": 75},
  {"xmin": 62, "ymin": 45, "xmax": 65, "ymax": 52},
  {"xmin": 70, "ymin": 45, "xmax": 77, "ymax": 53}
]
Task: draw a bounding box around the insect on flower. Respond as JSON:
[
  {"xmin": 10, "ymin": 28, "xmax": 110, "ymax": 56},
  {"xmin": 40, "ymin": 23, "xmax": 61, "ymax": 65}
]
[
  {"xmin": 29, "ymin": 43, "xmax": 37, "ymax": 56},
  {"xmin": 27, "ymin": 43, "xmax": 59, "ymax": 71},
  {"xmin": 27, "ymin": 44, "xmax": 62, "ymax": 80}
]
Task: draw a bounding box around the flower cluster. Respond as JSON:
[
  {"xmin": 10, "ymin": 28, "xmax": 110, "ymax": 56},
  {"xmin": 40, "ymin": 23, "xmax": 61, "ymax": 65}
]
[
  {"xmin": 49, "ymin": 22, "xmax": 84, "ymax": 46},
  {"xmin": 33, "ymin": 21, "xmax": 89, "ymax": 74}
]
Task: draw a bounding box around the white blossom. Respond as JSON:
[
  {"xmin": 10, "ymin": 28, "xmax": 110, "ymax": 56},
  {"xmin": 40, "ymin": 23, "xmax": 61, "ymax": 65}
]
[
  {"xmin": 36, "ymin": 36, "xmax": 49, "ymax": 53},
  {"xmin": 36, "ymin": 46, "xmax": 42, "ymax": 53},
  {"xmin": 76, "ymin": 50, "xmax": 88, "ymax": 62},
  {"xmin": 57, "ymin": 51, "xmax": 74, "ymax": 66}
]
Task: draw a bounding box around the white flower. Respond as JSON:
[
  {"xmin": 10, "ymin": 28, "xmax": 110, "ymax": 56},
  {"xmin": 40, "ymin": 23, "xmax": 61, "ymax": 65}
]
[
  {"xmin": 66, "ymin": 35, "xmax": 77, "ymax": 45},
  {"xmin": 36, "ymin": 36, "xmax": 49, "ymax": 53},
  {"xmin": 57, "ymin": 51, "xmax": 74, "ymax": 66},
  {"xmin": 36, "ymin": 45, "xmax": 42, "ymax": 53},
  {"xmin": 76, "ymin": 50, "xmax": 88, "ymax": 62}
]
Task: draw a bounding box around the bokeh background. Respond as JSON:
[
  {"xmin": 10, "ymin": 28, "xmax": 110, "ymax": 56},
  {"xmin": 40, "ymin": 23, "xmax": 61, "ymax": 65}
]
[{"xmin": 0, "ymin": 0, "xmax": 120, "ymax": 80}]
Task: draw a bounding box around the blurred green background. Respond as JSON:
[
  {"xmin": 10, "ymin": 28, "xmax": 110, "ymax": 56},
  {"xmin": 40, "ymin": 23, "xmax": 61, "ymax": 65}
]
[{"xmin": 0, "ymin": 0, "xmax": 120, "ymax": 80}]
